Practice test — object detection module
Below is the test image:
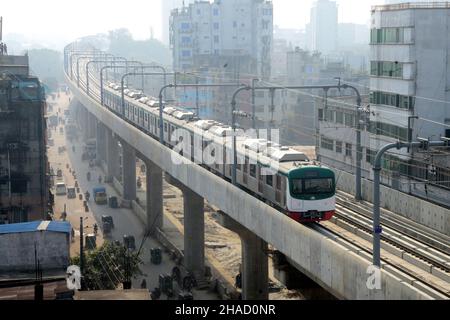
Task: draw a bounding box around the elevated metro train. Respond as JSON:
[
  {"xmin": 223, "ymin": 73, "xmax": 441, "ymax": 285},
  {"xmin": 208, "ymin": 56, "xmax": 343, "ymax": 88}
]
[{"xmin": 97, "ymin": 78, "xmax": 336, "ymax": 223}]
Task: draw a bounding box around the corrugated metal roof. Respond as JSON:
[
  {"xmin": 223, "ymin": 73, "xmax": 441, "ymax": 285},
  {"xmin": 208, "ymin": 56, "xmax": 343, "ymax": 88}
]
[{"xmin": 0, "ymin": 221, "xmax": 71, "ymax": 235}]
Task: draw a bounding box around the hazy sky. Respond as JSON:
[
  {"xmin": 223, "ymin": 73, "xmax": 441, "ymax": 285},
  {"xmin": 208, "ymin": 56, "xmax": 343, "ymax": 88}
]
[{"xmin": 1, "ymin": 0, "xmax": 382, "ymax": 45}]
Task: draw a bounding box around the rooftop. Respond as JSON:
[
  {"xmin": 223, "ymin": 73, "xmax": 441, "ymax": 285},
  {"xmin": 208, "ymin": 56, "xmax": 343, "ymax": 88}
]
[
  {"xmin": 0, "ymin": 221, "xmax": 71, "ymax": 235},
  {"xmin": 372, "ymin": 2, "xmax": 450, "ymax": 12}
]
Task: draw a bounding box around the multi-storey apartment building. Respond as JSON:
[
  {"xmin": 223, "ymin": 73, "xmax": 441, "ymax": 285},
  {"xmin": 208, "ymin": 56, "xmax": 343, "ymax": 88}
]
[
  {"xmin": 170, "ymin": 0, "xmax": 273, "ymax": 80},
  {"xmin": 0, "ymin": 54, "xmax": 49, "ymax": 223}
]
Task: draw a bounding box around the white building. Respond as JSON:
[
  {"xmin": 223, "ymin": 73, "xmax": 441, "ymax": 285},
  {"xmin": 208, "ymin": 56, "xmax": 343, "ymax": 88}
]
[
  {"xmin": 317, "ymin": 2, "xmax": 450, "ymax": 207},
  {"xmin": 161, "ymin": 0, "xmax": 194, "ymax": 46},
  {"xmin": 310, "ymin": 0, "xmax": 338, "ymax": 54},
  {"xmin": 170, "ymin": 0, "xmax": 273, "ymax": 79}
]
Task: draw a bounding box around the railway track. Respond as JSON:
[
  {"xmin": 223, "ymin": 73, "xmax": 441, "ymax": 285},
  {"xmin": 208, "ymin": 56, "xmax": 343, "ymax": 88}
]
[{"xmin": 312, "ymin": 191, "xmax": 450, "ymax": 299}]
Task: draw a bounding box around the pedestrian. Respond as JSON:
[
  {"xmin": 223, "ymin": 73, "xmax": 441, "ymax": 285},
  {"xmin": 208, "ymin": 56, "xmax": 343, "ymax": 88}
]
[{"xmin": 141, "ymin": 279, "xmax": 147, "ymax": 289}]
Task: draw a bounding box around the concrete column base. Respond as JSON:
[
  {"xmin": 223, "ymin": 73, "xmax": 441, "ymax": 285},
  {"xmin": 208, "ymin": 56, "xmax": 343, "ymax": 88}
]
[
  {"xmin": 143, "ymin": 158, "xmax": 163, "ymax": 235},
  {"xmin": 217, "ymin": 211, "xmax": 269, "ymax": 300},
  {"xmin": 166, "ymin": 174, "xmax": 205, "ymax": 281},
  {"xmin": 105, "ymin": 129, "xmax": 120, "ymax": 182}
]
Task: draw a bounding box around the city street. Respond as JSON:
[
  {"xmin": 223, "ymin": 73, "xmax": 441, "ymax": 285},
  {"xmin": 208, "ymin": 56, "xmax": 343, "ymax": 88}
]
[{"xmin": 48, "ymin": 93, "xmax": 219, "ymax": 300}]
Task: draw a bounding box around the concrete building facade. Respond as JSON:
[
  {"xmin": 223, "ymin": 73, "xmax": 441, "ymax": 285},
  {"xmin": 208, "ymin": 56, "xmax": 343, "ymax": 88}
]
[
  {"xmin": 170, "ymin": 0, "xmax": 273, "ymax": 80},
  {"xmin": 0, "ymin": 54, "xmax": 49, "ymax": 224},
  {"xmin": 0, "ymin": 221, "xmax": 71, "ymax": 273},
  {"xmin": 369, "ymin": 2, "xmax": 450, "ymax": 203}
]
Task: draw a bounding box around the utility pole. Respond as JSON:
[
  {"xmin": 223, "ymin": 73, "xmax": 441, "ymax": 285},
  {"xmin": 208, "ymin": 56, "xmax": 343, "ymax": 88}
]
[
  {"xmin": 34, "ymin": 243, "xmax": 43, "ymax": 301},
  {"xmin": 79, "ymin": 217, "xmax": 85, "ymax": 290},
  {"xmin": 372, "ymin": 137, "xmax": 450, "ymax": 267}
]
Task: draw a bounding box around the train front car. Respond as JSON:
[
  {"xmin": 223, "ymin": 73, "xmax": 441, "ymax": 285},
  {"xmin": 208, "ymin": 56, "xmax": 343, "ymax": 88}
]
[{"xmin": 286, "ymin": 166, "xmax": 336, "ymax": 223}]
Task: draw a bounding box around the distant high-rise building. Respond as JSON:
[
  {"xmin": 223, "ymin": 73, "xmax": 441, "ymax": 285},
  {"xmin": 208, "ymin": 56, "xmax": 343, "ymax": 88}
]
[
  {"xmin": 170, "ymin": 0, "xmax": 273, "ymax": 79},
  {"xmin": 310, "ymin": 0, "xmax": 338, "ymax": 54}
]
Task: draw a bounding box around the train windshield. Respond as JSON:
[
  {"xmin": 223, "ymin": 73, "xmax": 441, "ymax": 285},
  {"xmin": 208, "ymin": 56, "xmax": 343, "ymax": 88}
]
[{"xmin": 292, "ymin": 178, "xmax": 334, "ymax": 195}]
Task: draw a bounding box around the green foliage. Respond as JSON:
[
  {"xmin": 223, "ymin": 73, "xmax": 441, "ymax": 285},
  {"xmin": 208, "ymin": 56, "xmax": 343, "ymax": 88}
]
[
  {"xmin": 108, "ymin": 28, "xmax": 171, "ymax": 66},
  {"xmin": 70, "ymin": 242, "xmax": 143, "ymax": 290}
]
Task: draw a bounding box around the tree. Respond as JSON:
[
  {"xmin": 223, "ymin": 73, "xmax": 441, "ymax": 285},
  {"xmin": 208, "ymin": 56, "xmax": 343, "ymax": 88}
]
[
  {"xmin": 107, "ymin": 28, "xmax": 171, "ymax": 66},
  {"xmin": 70, "ymin": 242, "xmax": 143, "ymax": 290}
]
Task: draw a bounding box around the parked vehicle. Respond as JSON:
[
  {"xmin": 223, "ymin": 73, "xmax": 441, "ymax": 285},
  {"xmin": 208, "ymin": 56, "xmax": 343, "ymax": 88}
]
[
  {"xmin": 67, "ymin": 187, "xmax": 76, "ymax": 199},
  {"xmin": 93, "ymin": 187, "xmax": 107, "ymax": 205},
  {"xmin": 101, "ymin": 215, "xmax": 115, "ymax": 229},
  {"xmin": 55, "ymin": 182, "xmax": 67, "ymax": 196},
  {"xmin": 123, "ymin": 235, "xmax": 136, "ymax": 251}
]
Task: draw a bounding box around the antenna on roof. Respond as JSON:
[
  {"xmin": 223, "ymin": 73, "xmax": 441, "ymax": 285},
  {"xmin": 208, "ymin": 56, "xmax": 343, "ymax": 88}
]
[{"xmin": 0, "ymin": 17, "xmax": 3, "ymax": 42}]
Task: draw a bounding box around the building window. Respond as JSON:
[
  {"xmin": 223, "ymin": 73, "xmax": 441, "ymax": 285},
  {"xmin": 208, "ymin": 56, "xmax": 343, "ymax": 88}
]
[
  {"xmin": 213, "ymin": 8, "xmax": 219, "ymax": 16},
  {"xmin": 370, "ymin": 61, "xmax": 403, "ymax": 78},
  {"xmin": 213, "ymin": 22, "xmax": 219, "ymax": 30},
  {"xmin": 321, "ymin": 136, "xmax": 334, "ymax": 151},
  {"xmin": 214, "ymin": 35, "xmax": 219, "ymax": 43},
  {"xmin": 369, "ymin": 122, "xmax": 408, "ymax": 141},
  {"xmin": 266, "ymin": 175, "xmax": 273, "ymax": 187},
  {"xmin": 344, "ymin": 113, "xmax": 355, "ymax": 127},
  {"xmin": 325, "ymin": 109, "xmax": 334, "ymax": 122},
  {"xmin": 336, "ymin": 141, "xmax": 343, "ymax": 154},
  {"xmin": 336, "ymin": 111, "xmax": 344, "ymax": 124},
  {"xmin": 345, "ymin": 143, "xmax": 353, "ymax": 157},
  {"xmin": 318, "ymin": 109, "xmax": 324, "ymax": 121},
  {"xmin": 366, "ymin": 149, "xmax": 376, "ymax": 165},
  {"xmin": 233, "ymin": 21, "xmax": 237, "ymax": 28},
  {"xmin": 371, "ymin": 27, "xmax": 406, "ymax": 44},
  {"xmin": 370, "ymin": 91, "xmax": 415, "ymax": 110},
  {"xmin": 181, "ymin": 50, "xmax": 191, "ymax": 57}
]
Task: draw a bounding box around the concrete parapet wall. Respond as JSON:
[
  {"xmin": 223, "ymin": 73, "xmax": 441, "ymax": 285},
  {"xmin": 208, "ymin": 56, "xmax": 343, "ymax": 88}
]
[
  {"xmin": 0, "ymin": 232, "xmax": 69, "ymax": 272},
  {"xmin": 68, "ymin": 76, "xmax": 434, "ymax": 300},
  {"xmin": 334, "ymin": 169, "xmax": 450, "ymax": 236},
  {"xmin": 112, "ymin": 177, "xmax": 124, "ymax": 197}
]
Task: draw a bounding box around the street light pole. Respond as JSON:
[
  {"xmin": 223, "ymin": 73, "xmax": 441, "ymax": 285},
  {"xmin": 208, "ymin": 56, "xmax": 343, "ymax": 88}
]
[
  {"xmin": 372, "ymin": 138, "xmax": 449, "ymax": 267},
  {"xmin": 252, "ymin": 78, "xmax": 260, "ymax": 130},
  {"xmin": 231, "ymin": 86, "xmax": 252, "ymax": 185}
]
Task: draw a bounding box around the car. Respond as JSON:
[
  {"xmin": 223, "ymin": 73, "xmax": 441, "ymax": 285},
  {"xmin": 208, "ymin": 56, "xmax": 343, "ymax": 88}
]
[
  {"xmin": 101, "ymin": 215, "xmax": 114, "ymax": 229},
  {"xmin": 67, "ymin": 187, "xmax": 76, "ymax": 199},
  {"xmin": 55, "ymin": 182, "xmax": 67, "ymax": 196},
  {"xmin": 123, "ymin": 235, "xmax": 136, "ymax": 251}
]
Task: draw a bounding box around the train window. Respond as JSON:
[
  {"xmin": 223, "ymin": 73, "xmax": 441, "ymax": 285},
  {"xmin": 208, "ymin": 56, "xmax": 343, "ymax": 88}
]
[
  {"xmin": 244, "ymin": 157, "xmax": 249, "ymax": 173},
  {"xmin": 292, "ymin": 179, "xmax": 302, "ymax": 194},
  {"xmin": 276, "ymin": 175, "xmax": 282, "ymax": 190},
  {"xmin": 258, "ymin": 167, "xmax": 263, "ymax": 181},
  {"xmin": 304, "ymin": 178, "xmax": 334, "ymax": 194},
  {"xmin": 266, "ymin": 175, "xmax": 273, "ymax": 187},
  {"xmin": 250, "ymin": 164, "xmax": 256, "ymax": 178}
]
